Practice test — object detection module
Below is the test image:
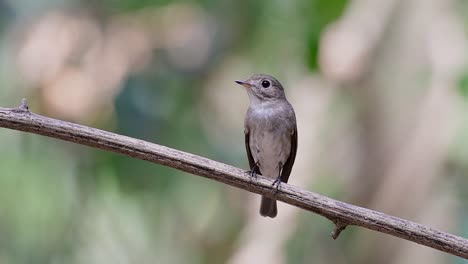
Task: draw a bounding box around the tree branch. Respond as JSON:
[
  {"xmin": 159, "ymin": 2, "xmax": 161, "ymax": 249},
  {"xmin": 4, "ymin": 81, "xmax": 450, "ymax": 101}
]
[{"xmin": 0, "ymin": 99, "xmax": 467, "ymax": 259}]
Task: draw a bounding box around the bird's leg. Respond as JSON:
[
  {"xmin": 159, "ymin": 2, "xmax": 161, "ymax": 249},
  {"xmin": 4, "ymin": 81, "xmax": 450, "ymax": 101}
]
[
  {"xmin": 272, "ymin": 162, "xmax": 283, "ymax": 192},
  {"xmin": 246, "ymin": 160, "xmax": 260, "ymax": 179}
]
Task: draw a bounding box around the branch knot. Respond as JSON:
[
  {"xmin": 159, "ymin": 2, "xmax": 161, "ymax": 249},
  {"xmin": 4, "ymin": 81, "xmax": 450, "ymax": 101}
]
[
  {"xmin": 332, "ymin": 219, "xmax": 348, "ymax": 240},
  {"xmin": 12, "ymin": 98, "xmax": 30, "ymax": 113}
]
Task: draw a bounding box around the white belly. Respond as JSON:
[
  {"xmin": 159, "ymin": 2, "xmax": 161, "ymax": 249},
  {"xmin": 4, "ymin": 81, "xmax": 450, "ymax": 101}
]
[{"xmin": 250, "ymin": 130, "xmax": 291, "ymax": 179}]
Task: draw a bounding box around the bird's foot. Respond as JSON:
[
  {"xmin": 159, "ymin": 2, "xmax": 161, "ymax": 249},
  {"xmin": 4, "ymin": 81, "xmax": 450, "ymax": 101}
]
[
  {"xmin": 246, "ymin": 161, "xmax": 260, "ymax": 181},
  {"xmin": 272, "ymin": 177, "xmax": 282, "ymax": 193},
  {"xmin": 245, "ymin": 169, "xmax": 258, "ymax": 180}
]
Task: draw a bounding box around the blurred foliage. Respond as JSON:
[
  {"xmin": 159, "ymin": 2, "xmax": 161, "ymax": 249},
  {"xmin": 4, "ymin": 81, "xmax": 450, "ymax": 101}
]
[
  {"xmin": 102, "ymin": 0, "xmax": 172, "ymax": 12},
  {"xmin": 458, "ymin": 72, "xmax": 468, "ymax": 99},
  {"xmin": 303, "ymin": 0, "xmax": 348, "ymax": 70},
  {"xmin": 0, "ymin": 0, "xmax": 467, "ymax": 263}
]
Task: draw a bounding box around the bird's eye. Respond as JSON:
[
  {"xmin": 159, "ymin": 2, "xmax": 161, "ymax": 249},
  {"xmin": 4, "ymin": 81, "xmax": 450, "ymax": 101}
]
[{"xmin": 261, "ymin": 80, "xmax": 270, "ymax": 88}]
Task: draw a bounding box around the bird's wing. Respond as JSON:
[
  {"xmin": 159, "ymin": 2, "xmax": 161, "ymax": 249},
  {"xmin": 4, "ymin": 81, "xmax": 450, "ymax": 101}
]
[
  {"xmin": 280, "ymin": 127, "xmax": 297, "ymax": 183},
  {"xmin": 245, "ymin": 129, "xmax": 261, "ymax": 174}
]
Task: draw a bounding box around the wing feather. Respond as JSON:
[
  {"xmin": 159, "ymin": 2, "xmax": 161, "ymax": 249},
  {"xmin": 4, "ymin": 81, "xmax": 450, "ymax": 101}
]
[
  {"xmin": 280, "ymin": 128, "xmax": 297, "ymax": 183},
  {"xmin": 245, "ymin": 129, "xmax": 261, "ymax": 175}
]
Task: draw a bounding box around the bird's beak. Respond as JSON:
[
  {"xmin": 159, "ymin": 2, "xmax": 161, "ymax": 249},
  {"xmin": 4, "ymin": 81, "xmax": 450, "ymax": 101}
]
[{"xmin": 235, "ymin": 79, "xmax": 253, "ymax": 88}]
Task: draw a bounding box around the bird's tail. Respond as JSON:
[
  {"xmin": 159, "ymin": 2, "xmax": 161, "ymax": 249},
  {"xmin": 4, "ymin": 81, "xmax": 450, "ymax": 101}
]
[{"xmin": 260, "ymin": 196, "xmax": 277, "ymax": 218}]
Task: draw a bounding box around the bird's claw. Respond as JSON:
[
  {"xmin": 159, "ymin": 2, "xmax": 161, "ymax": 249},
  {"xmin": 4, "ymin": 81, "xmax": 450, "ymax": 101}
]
[
  {"xmin": 272, "ymin": 178, "xmax": 282, "ymax": 192},
  {"xmin": 245, "ymin": 170, "xmax": 258, "ymax": 180},
  {"xmin": 246, "ymin": 161, "xmax": 260, "ymax": 180}
]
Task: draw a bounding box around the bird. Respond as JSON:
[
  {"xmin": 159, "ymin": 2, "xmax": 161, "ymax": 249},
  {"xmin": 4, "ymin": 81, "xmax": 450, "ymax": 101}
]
[{"xmin": 235, "ymin": 74, "xmax": 297, "ymax": 218}]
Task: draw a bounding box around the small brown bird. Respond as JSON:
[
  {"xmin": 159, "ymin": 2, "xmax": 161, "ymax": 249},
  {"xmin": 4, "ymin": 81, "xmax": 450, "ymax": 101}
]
[{"xmin": 235, "ymin": 74, "xmax": 297, "ymax": 218}]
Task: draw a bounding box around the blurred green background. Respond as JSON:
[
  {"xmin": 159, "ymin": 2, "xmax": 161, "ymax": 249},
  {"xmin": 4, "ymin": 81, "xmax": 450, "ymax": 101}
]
[{"xmin": 1, "ymin": 0, "xmax": 468, "ymax": 263}]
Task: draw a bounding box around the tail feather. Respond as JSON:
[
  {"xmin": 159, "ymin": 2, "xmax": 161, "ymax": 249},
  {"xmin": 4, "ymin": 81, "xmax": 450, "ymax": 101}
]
[{"xmin": 260, "ymin": 196, "xmax": 277, "ymax": 218}]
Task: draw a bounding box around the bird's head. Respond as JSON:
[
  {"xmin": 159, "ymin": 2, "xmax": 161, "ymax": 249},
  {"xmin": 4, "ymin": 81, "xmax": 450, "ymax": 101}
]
[{"xmin": 235, "ymin": 74, "xmax": 286, "ymax": 104}]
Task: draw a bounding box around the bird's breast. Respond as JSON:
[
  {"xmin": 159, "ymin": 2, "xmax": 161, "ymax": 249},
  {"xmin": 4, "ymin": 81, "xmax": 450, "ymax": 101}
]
[{"xmin": 245, "ymin": 102, "xmax": 296, "ymax": 178}]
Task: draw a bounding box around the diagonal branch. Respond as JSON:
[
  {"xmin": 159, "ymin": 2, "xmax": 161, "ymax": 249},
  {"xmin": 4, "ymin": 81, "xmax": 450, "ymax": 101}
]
[{"xmin": 0, "ymin": 99, "xmax": 467, "ymax": 259}]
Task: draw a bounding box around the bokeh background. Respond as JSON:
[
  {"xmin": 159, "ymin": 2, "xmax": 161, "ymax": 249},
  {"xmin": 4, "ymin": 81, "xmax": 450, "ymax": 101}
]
[{"xmin": 0, "ymin": 0, "xmax": 468, "ymax": 263}]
